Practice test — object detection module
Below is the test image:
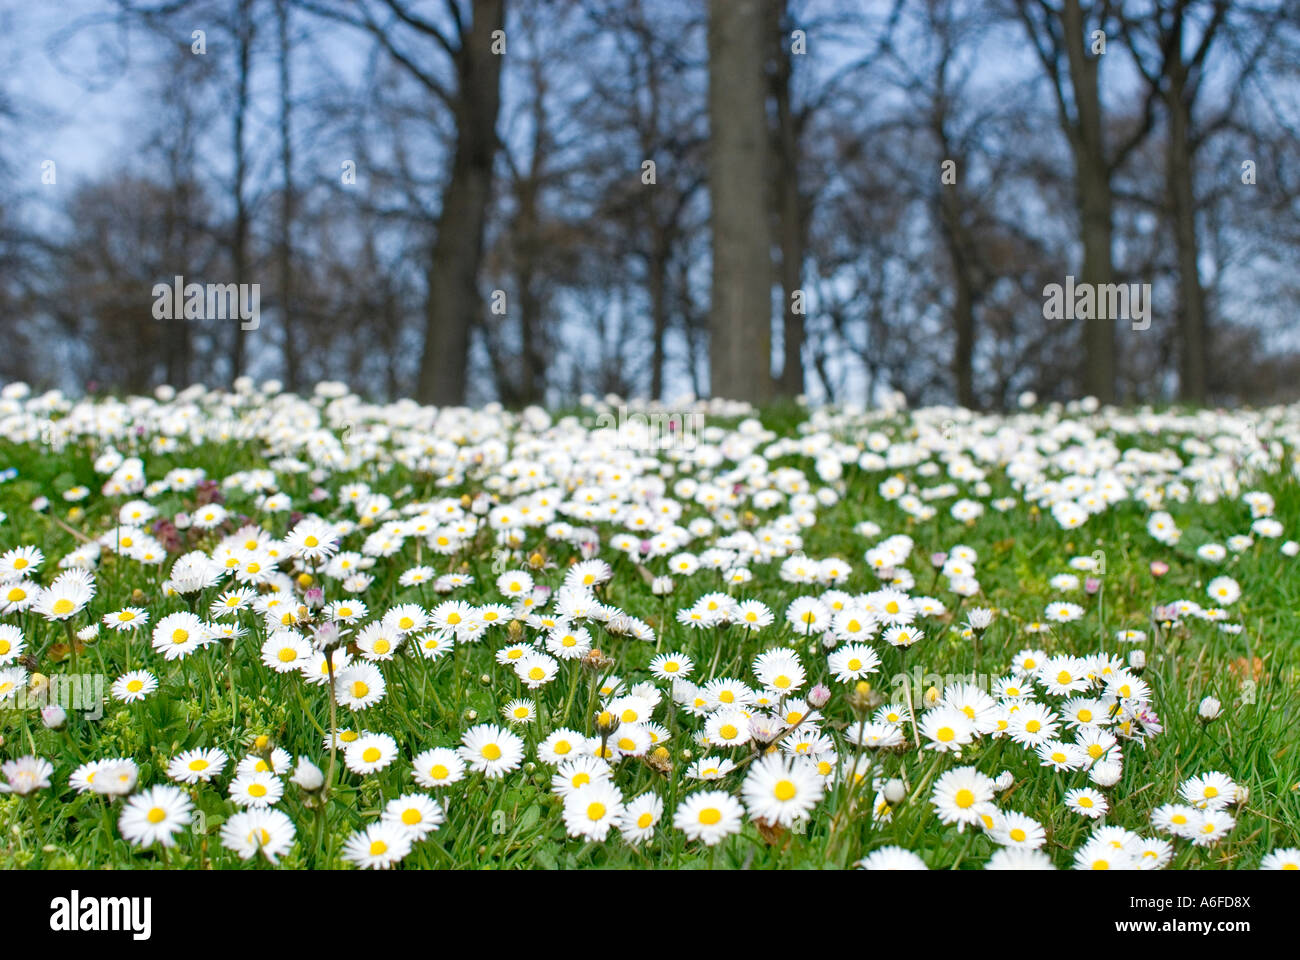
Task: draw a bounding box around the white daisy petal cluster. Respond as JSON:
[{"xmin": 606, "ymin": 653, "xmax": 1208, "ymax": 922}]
[{"xmin": 0, "ymin": 381, "xmax": 1295, "ymax": 871}]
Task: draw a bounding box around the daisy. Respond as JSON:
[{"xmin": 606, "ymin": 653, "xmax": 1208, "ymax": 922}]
[
  {"xmin": 753, "ymin": 649, "xmax": 806, "ymax": 693},
  {"xmin": 856, "ymin": 846, "xmax": 929, "ymax": 870},
  {"xmin": 705, "ymin": 710, "xmax": 753, "ymax": 748},
  {"xmin": 515, "ymin": 652, "xmax": 559, "ymax": 690},
  {"xmin": 459, "ymin": 724, "xmax": 525, "ymax": 779},
  {"xmin": 284, "ymin": 516, "xmax": 339, "ymax": 562},
  {"xmin": 931, "ymin": 766, "xmax": 996, "ymax": 828},
  {"xmin": 111, "ymin": 671, "xmax": 158, "ymax": 704},
  {"xmin": 33, "ymin": 570, "xmax": 95, "ymax": 621},
  {"xmin": 502, "ymin": 698, "xmax": 536, "ymax": 725},
  {"xmin": 648, "ymin": 651, "xmax": 694, "ymax": 681},
  {"xmin": 537, "ymin": 728, "xmax": 586, "ymax": 764},
  {"xmin": 1007, "ymin": 701, "xmax": 1059, "ymax": 747},
  {"xmin": 0, "ymin": 625, "xmax": 24, "ymax": 665},
  {"xmin": 548, "ymin": 754, "xmax": 608, "ymax": 790},
  {"xmin": 986, "ymin": 848, "xmax": 1055, "ymax": 870},
  {"xmin": 1133, "ymin": 837, "xmax": 1174, "ymax": 870},
  {"xmin": 221, "ymin": 808, "xmax": 297, "ymax": 864},
  {"xmin": 882, "ymin": 625, "xmax": 924, "ymax": 648},
  {"xmin": 920, "ymin": 707, "xmax": 975, "ymax": 753},
  {"xmin": 828, "ymin": 643, "xmax": 881, "ymax": 683},
  {"xmin": 741, "ymin": 754, "xmax": 824, "ymax": 827},
  {"xmin": 1191, "ymin": 809, "xmax": 1235, "ymax": 846},
  {"xmin": 0, "ymin": 755, "xmax": 53, "ymax": 795},
  {"xmin": 1037, "ymin": 741, "xmax": 1086, "ymax": 771},
  {"xmin": 118, "ymin": 785, "xmax": 193, "ymax": 848},
  {"xmin": 381, "ymin": 793, "xmax": 445, "ymax": 840},
  {"xmin": 86, "ymin": 760, "xmax": 140, "ymax": 796},
  {"xmin": 261, "ymin": 631, "xmax": 312, "ymax": 672},
  {"xmin": 411, "ymin": 747, "xmax": 467, "ymax": 788},
  {"xmin": 167, "ymin": 747, "xmax": 228, "ymax": 784},
  {"xmin": 334, "ymin": 663, "xmax": 387, "ymax": 711},
  {"xmin": 230, "ymin": 771, "xmax": 284, "ymax": 809},
  {"xmin": 383, "ymin": 603, "xmax": 428, "ymax": 635},
  {"xmin": 734, "ymin": 600, "xmax": 774, "ymax": 630},
  {"xmin": 619, "ymin": 792, "xmax": 664, "ymax": 844},
  {"xmin": 843, "ymin": 721, "xmax": 905, "ymax": 750},
  {"xmin": 151, "ymin": 611, "xmax": 207, "ymax": 661},
  {"xmin": 673, "ymin": 790, "xmax": 744, "ymax": 846},
  {"xmin": 1180, "ymin": 771, "xmax": 1237, "ymax": 810},
  {"xmin": 342, "ymin": 823, "xmax": 412, "ymax": 869},
  {"xmin": 0, "ymin": 545, "xmax": 43, "ymax": 580},
  {"xmin": 563, "ymin": 781, "xmax": 624, "ymax": 841},
  {"xmin": 988, "ymin": 810, "xmax": 1046, "ymax": 849},
  {"xmin": 1074, "ymin": 836, "xmax": 1134, "ymax": 870},
  {"xmin": 687, "ymin": 756, "xmax": 737, "ymax": 780},
  {"xmin": 345, "ymin": 732, "xmax": 399, "ymax": 774},
  {"xmin": 1064, "ymin": 787, "xmax": 1109, "ymax": 819},
  {"xmin": 354, "ymin": 622, "xmax": 402, "ymax": 660},
  {"xmin": 1260, "ymin": 848, "xmax": 1300, "ymax": 870},
  {"xmin": 103, "ymin": 607, "xmax": 149, "ymax": 631},
  {"xmin": 1205, "ymin": 576, "xmax": 1240, "ymax": 605}
]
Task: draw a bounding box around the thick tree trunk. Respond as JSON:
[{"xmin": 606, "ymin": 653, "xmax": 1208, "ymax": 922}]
[
  {"xmin": 1060, "ymin": 0, "xmax": 1116, "ymax": 402},
  {"xmin": 1166, "ymin": 68, "xmax": 1207, "ymax": 403},
  {"xmin": 708, "ymin": 0, "xmax": 773, "ymax": 403},
  {"xmin": 770, "ymin": 0, "xmax": 803, "ymax": 397},
  {"xmin": 416, "ymin": 0, "xmax": 505, "ymax": 407}
]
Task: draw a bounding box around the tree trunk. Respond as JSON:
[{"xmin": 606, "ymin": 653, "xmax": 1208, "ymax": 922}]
[
  {"xmin": 708, "ymin": 0, "xmax": 773, "ymax": 403},
  {"xmin": 416, "ymin": 0, "xmax": 506, "ymax": 407},
  {"xmin": 1166, "ymin": 64, "xmax": 1207, "ymax": 403},
  {"xmin": 1062, "ymin": 0, "xmax": 1115, "ymax": 402},
  {"xmin": 649, "ymin": 227, "xmax": 669, "ymax": 400},
  {"xmin": 229, "ymin": 0, "xmax": 253, "ymax": 385},
  {"xmin": 276, "ymin": 0, "xmax": 298, "ymax": 392},
  {"xmin": 770, "ymin": 0, "xmax": 803, "ymax": 397}
]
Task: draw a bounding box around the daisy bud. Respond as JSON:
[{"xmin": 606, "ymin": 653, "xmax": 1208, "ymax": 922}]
[
  {"xmin": 923, "ymin": 686, "xmax": 940, "ymax": 708},
  {"xmin": 1150, "ymin": 560, "xmax": 1169, "ymax": 577},
  {"xmin": 308, "ymin": 487, "xmax": 329, "ymax": 503},
  {"xmin": 173, "ymin": 511, "xmax": 192, "ymax": 529},
  {"xmin": 807, "ymin": 684, "xmax": 831, "ymax": 709},
  {"xmin": 994, "ymin": 771, "xmax": 1014, "ymax": 792},
  {"xmin": 1084, "ymin": 577, "xmax": 1101, "ymax": 595},
  {"xmin": 651, "ymin": 576, "xmax": 673, "ymax": 596},
  {"xmin": 478, "ymin": 674, "xmax": 492, "ymax": 686},
  {"xmin": 594, "ymin": 710, "xmax": 619, "ymax": 736},
  {"xmin": 41, "ymin": 705, "xmax": 67, "ymax": 730},
  {"xmin": 304, "ymin": 587, "xmax": 324, "ymax": 609},
  {"xmin": 1198, "ymin": 696, "xmax": 1222, "ymax": 721},
  {"xmin": 883, "ymin": 778, "xmax": 906, "ymax": 805},
  {"xmin": 930, "ymin": 552, "xmax": 947, "ymax": 568},
  {"xmin": 1232, "ymin": 783, "xmax": 1249, "ymax": 806},
  {"xmin": 463, "ymin": 709, "xmax": 477, "ymax": 722},
  {"xmin": 291, "ymin": 756, "xmax": 324, "ymax": 792},
  {"xmin": 1128, "ymin": 650, "xmax": 1146, "ymax": 671},
  {"xmin": 1089, "ymin": 760, "xmax": 1123, "ymax": 787}
]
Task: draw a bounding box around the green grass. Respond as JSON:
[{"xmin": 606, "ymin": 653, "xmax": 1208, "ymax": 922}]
[{"xmin": 0, "ymin": 401, "xmax": 1297, "ymax": 870}]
